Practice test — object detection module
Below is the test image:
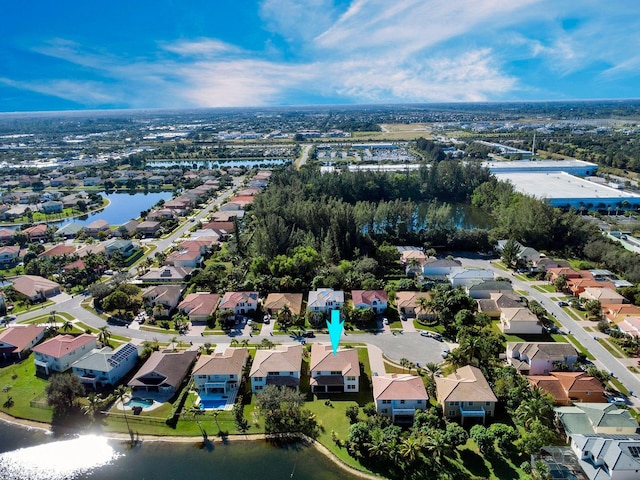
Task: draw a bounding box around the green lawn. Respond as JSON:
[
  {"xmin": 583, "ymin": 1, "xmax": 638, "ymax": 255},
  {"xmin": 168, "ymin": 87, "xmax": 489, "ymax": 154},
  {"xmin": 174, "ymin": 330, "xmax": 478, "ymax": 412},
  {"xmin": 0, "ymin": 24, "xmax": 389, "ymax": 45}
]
[
  {"xmin": 598, "ymin": 338, "xmax": 624, "ymax": 358},
  {"xmin": 0, "ymin": 358, "xmax": 52, "ymax": 423},
  {"xmin": 566, "ymin": 335, "xmax": 596, "ymax": 360}
]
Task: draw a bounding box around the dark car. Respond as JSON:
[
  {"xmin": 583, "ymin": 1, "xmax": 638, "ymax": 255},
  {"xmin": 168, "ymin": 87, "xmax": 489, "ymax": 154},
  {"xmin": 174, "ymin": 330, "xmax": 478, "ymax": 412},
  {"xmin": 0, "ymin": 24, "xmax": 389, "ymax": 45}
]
[{"xmin": 302, "ymin": 331, "xmax": 315, "ymax": 338}]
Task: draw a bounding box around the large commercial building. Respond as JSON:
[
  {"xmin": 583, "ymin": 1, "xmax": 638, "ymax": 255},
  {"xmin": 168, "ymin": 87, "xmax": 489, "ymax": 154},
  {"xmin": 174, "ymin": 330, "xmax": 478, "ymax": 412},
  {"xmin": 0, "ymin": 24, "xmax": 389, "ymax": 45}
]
[
  {"xmin": 483, "ymin": 159, "xmax": 598, "ymax": 177},
  {"xmin": 494, "ymin": 171, "xmax": 640, "ymax": 209}
]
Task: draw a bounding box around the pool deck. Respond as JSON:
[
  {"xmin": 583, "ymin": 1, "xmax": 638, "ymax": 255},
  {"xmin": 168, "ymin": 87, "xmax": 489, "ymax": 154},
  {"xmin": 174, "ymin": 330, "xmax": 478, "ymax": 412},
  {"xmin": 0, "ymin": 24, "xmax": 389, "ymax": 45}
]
[{"xmin": 196, "ymin": 389, "xmax": 238, "ymax": 411}]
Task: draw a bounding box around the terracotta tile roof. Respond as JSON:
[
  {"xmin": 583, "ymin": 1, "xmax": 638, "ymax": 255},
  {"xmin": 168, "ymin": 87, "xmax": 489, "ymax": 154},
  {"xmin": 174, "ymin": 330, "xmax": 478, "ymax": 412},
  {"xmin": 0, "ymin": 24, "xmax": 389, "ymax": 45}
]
[
  {"xmin": 178, "ymin": 293, "xmax": 220, "ymax": 317},
  {"xmin": 22, "ymin": 224, "xmax": 47, "ymax": 235},
  {"xmin": 40, "ymin": 244, "xmax": 76, "ymax": 257},
  {"xmin": 310, "ymin": 344, "xmax": 359, "ymax": 377},
  {"xmin": 32, "ymin": 334, "xmax": 96, "ymax": 359},
  {"xmin": 202, "ymin": 221, "xmax": 235, "ymax": 232},
  {"xmin": 63, "ymin": 259, "xmax": 85, "ymax": 271},
  {"xmin": 0, "ymin": 325, "xmax": 45, "ymax": 353},
  {"xmin": 351, "ymin": 290, "xmax": 388, "ymax": 307},
  {"xmin": 219, "ymin": 291, "xmax": 258, "ymax": 309},
  {"xmin": 250, "ymin": 345, "xmax": 302, "ymax": 378},
  {"xmin": 373, "ymin": 374, "xmax": 429, "ymax": 402},
  {"xmin": 435, "ymin": 365, "xmax": 497, "ymax": 404},
  {"xmin": 193, "ymin": 348, "xmax": 248, "ymax": 375},
  {"xmin": 12, "ymin": 275, "xmax": 60, "ymax": 298},
  {"xmin": 528, "ymin": 372, "xmax": 606, "ymax": 404},
  {"xmin": 263, "ymin": 293, "xmax": 303, "ymax": 316},
  {"xmin": 395, "ymin": 291, "xmax": 430, "ymax": 314}
]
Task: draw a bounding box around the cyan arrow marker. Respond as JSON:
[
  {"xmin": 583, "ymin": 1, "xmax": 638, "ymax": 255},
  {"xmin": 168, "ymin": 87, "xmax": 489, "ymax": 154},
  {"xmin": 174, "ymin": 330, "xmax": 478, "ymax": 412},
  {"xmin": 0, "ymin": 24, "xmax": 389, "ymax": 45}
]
[{"xmin": 327, "ymin": 309, "xmax": 343, "ymax": 356}]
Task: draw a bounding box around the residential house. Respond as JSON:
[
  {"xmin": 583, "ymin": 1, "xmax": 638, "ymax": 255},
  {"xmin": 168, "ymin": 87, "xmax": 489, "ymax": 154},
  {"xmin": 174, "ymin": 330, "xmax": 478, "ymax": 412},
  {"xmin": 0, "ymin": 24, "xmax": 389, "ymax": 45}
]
[
  {"xmin": 76, "ymin": 243, "xmax": 106, "ymax": 258},
  {"xmin": 448, "ymin": 269, "xmax": 494, "ymax": 287},
  {"xmin": 39, "ymin": 244, "xmax": 76, "ymax": 258},
  {"xmin": 139, "ymin": 266, "xmax": 191, "ymax": 283},
  {"xmin": 82, "ymin": 177, "xmax": 102, "ymax": 186},
  {"xmin": 351, "ymin": 290, "xmax": 388, "ymax": 314},
  {"xmin": 147, "ymin": 209, "xmax": 176, "ymax": 221},
  {"xmin": 142, "ymin": 285, "xmax": 185, "ymax": 317},
  {"xmin": 22, "ymin": 224, "xmax": 48, "ymax": 242},
  {"xmin": 309, "ymin": 343, "xmax": 360, "ymax": 393},
  {"xmin": 178, "ymin": 293, "xmax": 220, "ymax": 323},
  {"xmin": 192, "ymin": 348, "xmax": 249, "ymax": 396},
  {"xmin": 307, "ymin": 288, "xmax": 344, "ymax": 314},
  {"xmin": 556, "ymin": 403, "xmax": 639, "ymax": 438},
  {"xmin": 0, "ymin": 228, "xmax": 15, "ymax": 243},
  {"xmin": 604, "ymin": 304, "xmax": 640, "ymax": 324},
  {"xmin": 137, "ymin": 220, "xmax": 162, "ymax": 237},
  {"xmin": 115, "ymin": 220, "xmax": 139, "ymax": 238},
  {"xmin": 84, "ymin": 219, "xmax": 110, "ymax": 237},
  {"xmin": 218, "ymin": 291, "xmax": 259, "ymax": 316},
  {"xmin": 263, "ymin": 293, "xmax": 303, "ymax": 317},
  {"xmin": 0, "ymin": 325, "xmax": 46, "ymax": 360},
  {"xmin": 568, "ymin": 278, "xmax": 617, "ymax": 297},
  {"xmin": 499, "ymin": 307, "xmax": 543, "ymax": 334},
  {"xmin": 547, "ymin": 267, "xmax": 583, "ymax": 282},
  {"xmin": 128, "ymin": 349, "xmax": 198, "ymax": 395},
  {"xmin": 32, "ymin": 334, "xmax": 98, "ymax": 375},
  {"xmin": 104, "ymin": 238, "xmax": 136, "ymax": 258},
  {"xmin": 617, "ymin": 317, "xmax": 640, "ymax": 337},
  {"xmin": 466, "ymin": 280, "xmax": 513, "ymax": 299},
  {"xmin": 0, "ymin": 245, "xmax": 20, "ymax": 266},
  {"xmin": 71, "ymin": 343, "xmax": 139, "ymax": 389},
  {"xmin": 250, "ymin": 345, "xmax": 303, "ymax": 392},
  {"xmin": 476, "ymin": 292, "xmax": 525, "ymax": 318},
  {"xmin": 395, "ymin": 291, "xmax": 432, "ymax": 319},
  {"xmin": 571, "ymin": 434, "xmax": 640, "ymax": 480},
  {"xmin": 528, "ymin": 372, "xmax": 607, "ymax": 405},
  {"xmin": 12, "ymin": 275, "xmax": 61, "ymax": 301},
  {"xmin": 507, "ymin": 342, "xmax": 579, "ymax": 375},
  {"xmin": 579, "ymin": 287, "xmax": 627, "ymax": 305},
  {"xmin": 40, "ymin": 200, "xmax": 63, "ymax": 214},
  {"xmin": 210, "ymin": 210, "xmax": 244, "ymax": 222},
  {"xmin": 435, "ymin": 365, "xmax": 498, "ymax": 424},
  {"xmin": 166, "ymin": 246, "xmax": 202, "ymax": 269},
  {"xmin": 400, "ymin": 249, "xmax": 427, "ymax": 270},
  {"xmin": 219, "ymin": 202, "xmax": 243, "ymax": 212},
  {"xmin": 55, "ymin": 223, "xmax": 83, "ymax": 239},
  {"xmin": 373, "ymin": 374, "xmax": 429, "ymax": 423},
  {"xmin": 202, "ymin": 221, "xmax": 235, "ymax": 233},
  {"xmin": 422, "ymin": 258, "xmax": 463, "ymax": 279}
]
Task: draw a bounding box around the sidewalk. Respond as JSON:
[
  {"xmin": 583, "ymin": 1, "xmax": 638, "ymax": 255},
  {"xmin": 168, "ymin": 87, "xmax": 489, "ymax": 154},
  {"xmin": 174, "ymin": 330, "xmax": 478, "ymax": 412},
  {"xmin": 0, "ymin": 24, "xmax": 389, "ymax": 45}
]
[{"xmin": 367, "ymin": 344, "xmax": 386, "ymax": 376}]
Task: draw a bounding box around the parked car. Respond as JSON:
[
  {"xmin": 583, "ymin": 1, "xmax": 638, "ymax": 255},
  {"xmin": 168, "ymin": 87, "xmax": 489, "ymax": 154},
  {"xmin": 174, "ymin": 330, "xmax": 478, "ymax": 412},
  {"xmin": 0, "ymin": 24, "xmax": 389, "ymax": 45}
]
[
  {"xmin": 608, "ymin": 396, "xmax": 627, "ymax": 406},
  {"xmin": 441, "ymin": 349, "xmax": 450, "ymax": 358},
  {"xmin": 420, "ymin": 331, "xmax": 443, "ymax": 341},
  {"xmin": 383, "ymin": 318, "xmax": 389, "ymax": 325},
  {"xmin": 557, "ymin": 301, "xmax": 569, "ymax": 307},
  {"xmin": 302, "ymin": 330, "xmax": 315, "ymax": 338}
]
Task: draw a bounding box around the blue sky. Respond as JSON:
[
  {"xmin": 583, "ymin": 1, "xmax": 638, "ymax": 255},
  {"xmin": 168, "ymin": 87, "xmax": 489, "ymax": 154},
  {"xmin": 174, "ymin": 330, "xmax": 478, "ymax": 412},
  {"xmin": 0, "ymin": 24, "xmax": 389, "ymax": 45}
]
[{"xmin": 1, "ymin": 0, "xmax": 639, "ymax": 111}]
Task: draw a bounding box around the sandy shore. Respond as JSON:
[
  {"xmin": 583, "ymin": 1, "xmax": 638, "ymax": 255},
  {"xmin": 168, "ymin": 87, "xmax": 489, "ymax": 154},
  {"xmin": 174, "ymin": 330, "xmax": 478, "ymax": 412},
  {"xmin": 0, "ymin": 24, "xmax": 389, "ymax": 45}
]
[{"xmin": 0, "ymin": 411, "xmax": 383, "ymax": 480}]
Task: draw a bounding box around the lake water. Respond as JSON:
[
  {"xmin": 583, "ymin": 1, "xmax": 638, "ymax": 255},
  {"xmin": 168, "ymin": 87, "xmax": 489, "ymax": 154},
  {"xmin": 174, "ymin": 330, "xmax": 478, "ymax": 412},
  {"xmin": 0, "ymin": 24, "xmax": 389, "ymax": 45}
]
[
  {"xmin": 0, "ymin": 420, "xmax": 362, "ymax": 480},
  {"xmin": 59, "ymin": 191, "xmax": 173, "ymax": 227},
  {"xmin": 146, "ymin": 159, "xmax": 290, "ymax": 169}
]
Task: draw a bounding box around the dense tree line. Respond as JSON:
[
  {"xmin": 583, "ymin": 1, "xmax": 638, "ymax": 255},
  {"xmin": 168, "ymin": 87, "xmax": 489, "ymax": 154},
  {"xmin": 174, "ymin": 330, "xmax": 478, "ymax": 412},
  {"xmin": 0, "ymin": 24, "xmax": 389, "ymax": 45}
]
[{"xmin": 249, "ymin": 164, "xmax": 492, "ymax": 262}]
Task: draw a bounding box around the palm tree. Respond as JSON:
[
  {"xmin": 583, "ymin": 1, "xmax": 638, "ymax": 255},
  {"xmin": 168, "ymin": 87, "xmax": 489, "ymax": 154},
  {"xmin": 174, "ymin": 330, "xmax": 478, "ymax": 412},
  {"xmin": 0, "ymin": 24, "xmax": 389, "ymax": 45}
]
[
  {"xmin": 416, "ymin": 296, "xmax": 430, "ymax": 319},
  {"xmin": 423, "ymin": 362, "xmax": 441, "ymax": 382},
  {"xmin": 277, "ymin": 304, "xmax": 293, "ymax": 330},
  {"xmin": 400, "ymin": 357, "xmax": 409, "ymax": 373},
  {"xmin": 514, "ymin": 387, "xmax": 555, "ymax": 428},
  {"xmin": 399, "ymin": 435, "xmax": 422, "ymax": 463},
  {"xmin": 240, "ymin": 339, "xmax": 250, "ymax": 348},
  {"xmin": 169, "ymin": 336, "xmax": 178, "ymax": 351},
  {"xmin": 366, "ymin": 429, "xmax": 388, "ymax": 458},
  {"xmin": 61, "ymin": 319, "xmax": 73, "ymax": 333},
  {"xmin": 97, "ymin": 326, "xmax": 111, "ymax": 347},
  {"xmin": 230, "ymin": 339, "xmax": 239, "ymax": 347},
  {"xmin": 114, "ymin": 385, "xmax": 134, "ymax": 445},
  {"xmin": 82, "ymin": 392, "xmax": 104, "ymax": 418},
  {"xmin": 49, "ymin": 310, "xmax": 57, "ymax": 324},
  {"xmin": 421, "ymin": 430, "xmax": 448, "ymax": 465}
]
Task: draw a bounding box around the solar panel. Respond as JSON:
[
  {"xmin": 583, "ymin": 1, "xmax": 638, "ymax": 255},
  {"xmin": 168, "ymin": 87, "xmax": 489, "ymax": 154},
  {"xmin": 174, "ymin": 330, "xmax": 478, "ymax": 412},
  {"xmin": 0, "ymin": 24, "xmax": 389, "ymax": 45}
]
[{"xmin": 629, "ymin": 446, "xmax": 640, "ymax": 458}]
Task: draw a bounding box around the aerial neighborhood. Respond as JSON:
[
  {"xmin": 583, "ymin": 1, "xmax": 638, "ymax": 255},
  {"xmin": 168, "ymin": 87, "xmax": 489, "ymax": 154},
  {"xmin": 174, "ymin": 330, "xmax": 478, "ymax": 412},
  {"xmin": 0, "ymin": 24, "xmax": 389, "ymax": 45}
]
[{"xmin": 2, "ymin": 106, "xmax": 640, "ymax": 479}]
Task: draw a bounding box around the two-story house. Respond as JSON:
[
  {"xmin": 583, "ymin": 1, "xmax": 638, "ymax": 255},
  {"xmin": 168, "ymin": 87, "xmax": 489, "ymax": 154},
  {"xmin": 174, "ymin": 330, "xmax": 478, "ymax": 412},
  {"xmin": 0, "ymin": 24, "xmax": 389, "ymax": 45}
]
[
  {"xmin": 0, "ymin": 245, "xmax": 21, "ymax": 266},
  {"xmin": 307, "ymin": 288, "xmax": 344, "ymax": 314},
  {"xmin": 528, "ymin": 372, "xmax": 607, "ymax": 405},
  {"xmin": 178, "ymin": 293, "xmax": 220, "ymax": 323},
  {"xmin": 507, "ymin": 342, "xmax": 579, "ymax": 375},
  {"xmin": 218, "ymin": 291, "xmax": 259, "ymax": 316},
  {"xmin": 435, "ymin": 365, "xmax": 498, "ymax": 425},
  {"xmin": 373, "ymin": 374, "xmax": 429, "ymax": 423},
  {"xmin": 192, "ymin": 348, "xmax": 249, "ymax": 397},
  {"xmin": 351, "ymin": 290, "xmax": 388, "ymax": 314},
  {"xmin": 309, "ymin": 344, "xmax": 360, "ymax": 394},
  {"xmin": 250, "ymin": 345, "xmax": 303, "ymax": 393},
  {"xmin": 499, "ymin": 307, "xmax": 543, "ymax": 335},
  {"xmin": 71, "ymin": 343, "xmax": 139, "ymax": 389},
  {"xmin": 0, "ymin": 325, "xmax": 46, "ymax": 360},
  {"xmin": 32, "ymin": 334, "xmax": 98, "ymax": 376},
  {"xmin": 571, "ymin": 434, "xmax": 640, "ymax": 480},
  {"xmin": 142, "ymin": 285, "xmax": 185, "ymax": 317}
]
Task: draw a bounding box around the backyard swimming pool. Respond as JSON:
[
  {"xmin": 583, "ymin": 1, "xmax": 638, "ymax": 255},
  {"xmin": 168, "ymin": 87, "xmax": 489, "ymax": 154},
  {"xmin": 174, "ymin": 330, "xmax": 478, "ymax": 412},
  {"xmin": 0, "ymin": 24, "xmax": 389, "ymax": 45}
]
[
  {"xmin": 199, "ymin": 398, "xmax": 228, "ymax": 410},
  {"xmin": 124, "ymin": 397, "xmax": 154, "ymax": 409}
]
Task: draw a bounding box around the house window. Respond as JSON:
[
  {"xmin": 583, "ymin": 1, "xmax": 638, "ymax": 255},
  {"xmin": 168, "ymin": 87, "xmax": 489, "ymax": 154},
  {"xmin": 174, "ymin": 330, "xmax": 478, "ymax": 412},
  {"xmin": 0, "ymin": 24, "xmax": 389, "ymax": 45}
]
[
  {"xmin": 451, "ymin": 401, "xmax": 459, "ymax": 406},
  {"xmin": 381, "ymin": 408, "xmax": 388, "ymax": 414},
  {"xmin": 255, "ymin": 386, "xmax": 262, "ymax": 391},
  {"xmin": 347, "ymin": 376, "xmax": 356, "ymax": 381},
  {"xmin": 254, "ymin": 377, "xmax": 263, "ymax": 381},
  {"xmin": 400, "ymin": 400, "xmax": 405, "ymax": 404},
  {"xmin": 485, "ymin": 402, "xmax": 491, "ymax": 406},
  {"xmin": 382, "ymin": 400, "xmax": 391, "ymax": 405},
  {"xmin": 468, "ymin": 402, "xmax": 474, "ymax": 406},
  {"xmin": 416, "ymin": 400, "xmax": 423, "ymax": 405},
  {"xmin": 330, "ymin": 371, "xmax": 341, "ymax": 375},
  {"xmin": 347, "ymin": 385, "xmax": 355, "ymax": 390},
  {"xmin": 448, "ymin": 410, "xmax": 456, "ymax": 416}
]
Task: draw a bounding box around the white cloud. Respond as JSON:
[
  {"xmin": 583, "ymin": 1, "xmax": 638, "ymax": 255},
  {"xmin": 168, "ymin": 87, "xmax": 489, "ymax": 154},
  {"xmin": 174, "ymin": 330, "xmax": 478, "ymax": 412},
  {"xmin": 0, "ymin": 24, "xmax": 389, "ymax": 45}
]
[
  {"xmin": 0, "ymin": 77, "xmax": 118, "ymax": 105},
  {"xmin": 161, "ymin": 39, "xmax": 242, "ymax": 57},
  {"xmin": 259, "ymin": 0, "xmax": 341, "ymax": 42}
]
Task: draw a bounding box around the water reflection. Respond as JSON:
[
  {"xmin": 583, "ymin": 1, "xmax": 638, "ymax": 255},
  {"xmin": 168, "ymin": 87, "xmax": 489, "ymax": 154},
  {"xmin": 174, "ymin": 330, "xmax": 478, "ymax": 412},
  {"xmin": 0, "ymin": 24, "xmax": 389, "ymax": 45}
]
[{"xmin": 0, "ymin": 435, "xmax": 120, "ymax": 480}]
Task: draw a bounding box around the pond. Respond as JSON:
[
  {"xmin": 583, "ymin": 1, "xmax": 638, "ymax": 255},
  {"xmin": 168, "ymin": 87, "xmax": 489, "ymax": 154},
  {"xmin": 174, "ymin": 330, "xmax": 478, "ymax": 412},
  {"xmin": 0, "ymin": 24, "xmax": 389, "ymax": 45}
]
[
  {"xmin": 146, "ymin": 159, "xmax": 291, "ymax": 169},
  {"xmin": 57, "ymin": 191, "xmax": 173, "ymax": 227},
  {"xmin": 0, "ymin": 420, "xmax": 362, "ymax": 480}
]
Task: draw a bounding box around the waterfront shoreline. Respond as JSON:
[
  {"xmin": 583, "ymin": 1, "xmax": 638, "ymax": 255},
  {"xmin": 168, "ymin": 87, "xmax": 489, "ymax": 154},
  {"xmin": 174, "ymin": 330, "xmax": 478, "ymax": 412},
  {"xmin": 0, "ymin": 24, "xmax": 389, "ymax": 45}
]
[{"xmin": 0, "ymin": 411, "xmax": 382, "ymax": 480}]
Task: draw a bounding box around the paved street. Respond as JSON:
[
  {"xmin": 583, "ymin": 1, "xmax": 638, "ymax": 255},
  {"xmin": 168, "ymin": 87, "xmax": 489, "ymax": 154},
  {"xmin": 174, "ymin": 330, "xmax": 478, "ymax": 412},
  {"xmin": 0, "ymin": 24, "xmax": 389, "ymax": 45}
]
[{"xmin": 458, "ymin": 256, "xmax": 640, "ymax": 405}]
